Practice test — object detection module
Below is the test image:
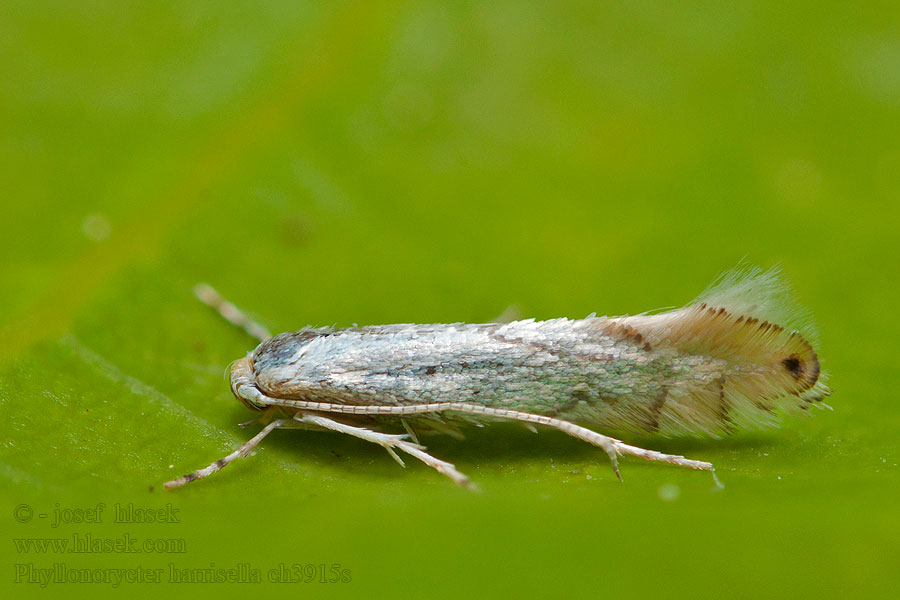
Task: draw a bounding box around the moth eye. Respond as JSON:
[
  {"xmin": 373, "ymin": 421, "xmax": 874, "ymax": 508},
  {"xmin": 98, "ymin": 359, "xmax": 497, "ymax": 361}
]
[{"xmin": 781, "ymin": 355, "xmax": 803, "ymax": 379}]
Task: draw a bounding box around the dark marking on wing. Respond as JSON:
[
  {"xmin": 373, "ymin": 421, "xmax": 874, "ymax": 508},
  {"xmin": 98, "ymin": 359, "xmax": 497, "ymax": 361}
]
[
  {"xmin": 716, "ymin": 375, "xmax": 735, "ymax": 434},
  {"xmin": 544, "ymin": 383, "xmax": 591, "ymax": 417},
  {"xmin": 647, "ymin": 385, "xmax": 669, "ymax": 431}
]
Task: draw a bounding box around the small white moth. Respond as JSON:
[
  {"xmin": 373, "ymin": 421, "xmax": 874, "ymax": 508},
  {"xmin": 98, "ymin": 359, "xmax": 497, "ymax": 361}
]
[{"xmin": 164, "ymin": 267, "xmax": 830, "ymax": 489}]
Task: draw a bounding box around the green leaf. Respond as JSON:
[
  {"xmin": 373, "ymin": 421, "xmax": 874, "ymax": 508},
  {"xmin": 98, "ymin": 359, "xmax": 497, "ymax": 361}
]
[{"xmin": 2, "ymin": 1, "xmax": 898, "ymax": 598}]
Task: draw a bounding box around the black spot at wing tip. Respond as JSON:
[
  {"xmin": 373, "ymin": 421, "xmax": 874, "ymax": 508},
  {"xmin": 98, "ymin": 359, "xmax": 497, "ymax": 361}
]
[
  {"xmin": 782, "ymin": 355, "xmax": 803, "ymax": 379},
  {"xmin": 782, "ymin": 350, "xmax": 820, "ymax": 392}
]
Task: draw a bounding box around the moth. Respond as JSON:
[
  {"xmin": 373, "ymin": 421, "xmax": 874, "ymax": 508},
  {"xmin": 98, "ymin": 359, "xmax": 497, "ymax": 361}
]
[{"xmin": 164, "ymin": 267, "xmax": 830, "ymax": 489}]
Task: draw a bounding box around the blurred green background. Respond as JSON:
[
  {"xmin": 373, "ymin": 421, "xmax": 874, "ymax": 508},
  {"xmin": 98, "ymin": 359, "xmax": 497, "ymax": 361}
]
[{"xmin": 2, "ymin": 1, "xmax": 898, "ymax": 598}]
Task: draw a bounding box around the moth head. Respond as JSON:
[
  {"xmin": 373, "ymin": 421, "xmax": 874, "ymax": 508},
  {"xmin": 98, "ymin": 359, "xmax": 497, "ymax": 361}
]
[
  {"xmin": 229, "ymin": 357, "xmax": 267, "ymax": 411},
  {"xmin": 243, "ymin": 329, "xmax": 336, "ymax": 407}
]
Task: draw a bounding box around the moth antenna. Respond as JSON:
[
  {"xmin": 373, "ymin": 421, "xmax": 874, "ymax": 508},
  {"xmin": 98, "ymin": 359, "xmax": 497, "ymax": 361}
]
[{"xmin": 195, "ymin": 283, "xmax": 272, "ymax": 343}]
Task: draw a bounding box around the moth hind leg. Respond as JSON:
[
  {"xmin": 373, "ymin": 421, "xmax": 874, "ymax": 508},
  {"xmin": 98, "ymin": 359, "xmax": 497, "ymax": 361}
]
[
  {"xmin": 524, "ymin": 413, "xmax": 717, "ymax": 480},
  {"xmin": 427, "ymin": 404, "xmax": 718, "ymax": 481},
  {"xmin": 411, "ymin": 403, "xmax": 716, "ymax": 480}
]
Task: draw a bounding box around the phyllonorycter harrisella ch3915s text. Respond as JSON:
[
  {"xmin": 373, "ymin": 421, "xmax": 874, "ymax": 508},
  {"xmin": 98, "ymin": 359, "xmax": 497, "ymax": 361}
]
[{"xmin": 163, "ymin": 266, "xmax": 831, "ymax": 490}]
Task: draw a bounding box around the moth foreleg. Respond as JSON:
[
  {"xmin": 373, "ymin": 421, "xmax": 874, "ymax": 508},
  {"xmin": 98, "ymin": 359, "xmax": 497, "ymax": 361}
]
[{"xmin": 163, "ymin": 418, "xmax": 287, "ymax": 489}]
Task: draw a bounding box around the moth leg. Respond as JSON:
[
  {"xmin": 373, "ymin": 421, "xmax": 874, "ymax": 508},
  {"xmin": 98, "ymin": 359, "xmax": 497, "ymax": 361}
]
[
  {"xmin": 194, "ymin": 283, "xmax": 272, "ymax": 343},
  {"xmin": 238, "ymin": 416, "xmax": 265, "ymax": 428},
  {"xmin": 490, "ymin": 304, "xmax": 524, "ymax": 323},
  {"xmin": 400, "ymin": 418, "xmax": 420, "ymax": 444},
  {"xmin": 254, "ymin": 395, "xmax": 718, "ymax": 481},
  {"xmin": 536, "ymin": 419, "xmax": 623, "ymax": 480},
  {"xmin": 163, "ymin": 418, "xmax": 287, "ymax": 489},
  {"xmin": 455, "ymin": 408, "xmax": 715, "ymax": 480},
  {"xmin": 539, "ymin": 419, "xmax": 715, "ymax": 480},
  {"xmin": 295, "ymin": 412, "xmax": 474, "ymax": 489}
]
